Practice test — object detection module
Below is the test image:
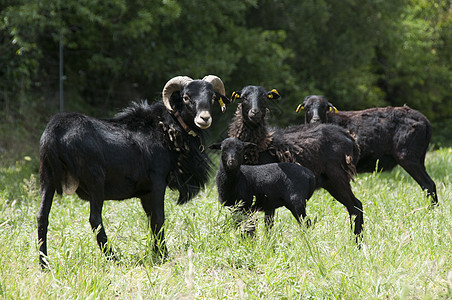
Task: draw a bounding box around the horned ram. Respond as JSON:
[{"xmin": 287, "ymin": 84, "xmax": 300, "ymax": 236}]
[{"xmin": 37, "ymin": 75, "xmax": 228, "ymax": 268}]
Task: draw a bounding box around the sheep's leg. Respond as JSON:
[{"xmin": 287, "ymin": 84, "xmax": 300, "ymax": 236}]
[
  {"xmin": 398, "ymin": 159, "xmax": 438, "ymax": 206},
  {"xmin": 323, "ymin": 180, "xmax": 363, "ymax": 241},
  {"xmin": 37, "ymin": 182, "xmax": 55, "ymax": 269},
  {"xmin": 242, "ymin": 210, "xmax": 257, "ymax": 237},
  {"xmin": 264, "ymin": 210, "xmax": 275, "ymax": 228},
  {"xmin": 140, "ymin": 184, "xmax": 167, "ymax": 258},
  {"xmin": 89, "ymin": 198, "xmax": 115, "ymax": 260}
]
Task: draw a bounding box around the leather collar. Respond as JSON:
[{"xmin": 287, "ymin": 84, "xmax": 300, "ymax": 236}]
[{"xmin": 173, "ymin": 111, "xmax": 197, "ymax": 137}]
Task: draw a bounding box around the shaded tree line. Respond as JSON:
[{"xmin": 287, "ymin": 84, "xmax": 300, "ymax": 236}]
[{"xmin": 1, "ymin": 0, "xmax": 451, "ymax": 150}]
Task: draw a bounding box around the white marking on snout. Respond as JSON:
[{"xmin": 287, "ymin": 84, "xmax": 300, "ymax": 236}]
[{"xmin": 195, "ymin": 111, "xmax": 212, "ymax": 129}]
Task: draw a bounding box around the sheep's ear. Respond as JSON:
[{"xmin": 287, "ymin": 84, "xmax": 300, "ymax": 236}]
[
  {"xmin": 296, "ymin": 96, "xmax": 309, "ymax": 113},
  {"xmin": 267, "ymin": 89, "xmax": 280, "ymax": 100},
  {"xmin": 328, "ymin": 102, "xmax": 338, "ymax": 113},
  {"xmin": 230, "ymin": 91, "xmax": 241, "ymax": 103},
  {"xmin": 208, "ymin": 143, "xmax": 222, "ymax": 150},
  {"xmin": 243, "ymin": 142, "xmax": 257, "ymax": 149},
  {"xmin": 296, "ymin": 103, "xmax": 304, "ymax": 113},
  {"xmin": 215, "ymin": 93, "xmax": 231, "ymax": 113}
]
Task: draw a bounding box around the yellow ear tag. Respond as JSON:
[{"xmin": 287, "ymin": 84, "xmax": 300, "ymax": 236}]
[
  {"xmin": 296, "ymin": 104, "xmax": 304, "ymax": 113},
  {"xmin": 329, "ymin": 106, "xmax": 338, "ymax": 113},
  {"xmin": 231, "ymin": 92, "xmax": 240, "ymax": 103},
  {"xmin": 218, "ymin": 98, "xmax": 226, "ymax": 112},
  {"xmin": 270, "ymin": 89, "xmax": 280, "ymax": 96},
  {"xmin": 268, "ymin": 94, "xmax": 273, "ymax": 99}
]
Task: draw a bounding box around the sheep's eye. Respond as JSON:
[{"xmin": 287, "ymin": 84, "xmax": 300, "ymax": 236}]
[
  {"xmin": 211, "ymin": 94, "xmax": 216, "ymax": 104},
  {"xmin": 183, "ymin": 95, "xmax": 190, "ymax": 103}
]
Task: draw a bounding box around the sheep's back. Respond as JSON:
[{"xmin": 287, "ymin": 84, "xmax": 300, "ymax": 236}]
[
  {"xmin": 327, "ymin": 105, "xmax": 431, "ymax": 162},
  {"xmin": 240, "ymin": 162, "xmax": 315, "ymax": 208},
  {"xmin": 268, "ymin": 124, "xmax": 358, "ymax": 183}
]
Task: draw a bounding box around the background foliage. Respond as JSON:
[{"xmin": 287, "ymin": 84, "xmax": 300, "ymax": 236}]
[
  {"xmin": 1, "ymin": 2, "xmax": 451, "ymax": 298},
  {"xmin": 1, "ymin": 0, "xmax": 451, "ymax": 160}
]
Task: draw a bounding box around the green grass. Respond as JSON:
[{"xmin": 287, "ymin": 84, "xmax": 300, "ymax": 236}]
[{"xmin": 1, "ymin": 148, "xmax": 451, "ymax": 299}]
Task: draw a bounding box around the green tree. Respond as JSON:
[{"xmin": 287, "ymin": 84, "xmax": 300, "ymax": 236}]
[
  {"xmin": 376, "ymin": 0, "xmax": 452, "ymax": 121},
  {"xmin": 1, "ymin": 0, "xmax": 451, "ymax": 155},
  {"xmin": 1, "ymin": 0, "xmax": 291, "ymax": 113},
  {"xmin": 246, "ymin": 0, "xmax": 407, "ymax": 116}
]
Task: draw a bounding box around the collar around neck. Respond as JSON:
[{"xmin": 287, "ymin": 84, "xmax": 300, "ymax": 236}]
[{"xmin": 173, "ymin": 111, "xmax": 197, "ymax": 137}]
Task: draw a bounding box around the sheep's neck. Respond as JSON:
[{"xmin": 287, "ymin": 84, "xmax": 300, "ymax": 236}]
[
  {"xmin": 217, "ymin": 162, "xmax": 240, "ymax": 203},
  {"xmin": 228, "ymin": 104, "xmax": 271, "ymax": 164}
]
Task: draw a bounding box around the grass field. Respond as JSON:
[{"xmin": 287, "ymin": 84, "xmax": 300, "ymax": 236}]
[{"xmin": 0, "ymin": 148, "xmax": 451, "ymax": 299}]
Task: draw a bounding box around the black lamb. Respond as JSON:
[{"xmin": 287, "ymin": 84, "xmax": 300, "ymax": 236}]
[
  {"xmin": 298, "ymin": 95, "xmax": 437, "ymax": 205},
  {"xmin": 37, "ymin": 75, "xmax": 229, "ymax": 268},
  {"xmin": 210, "ymin": 138, "xmax": 316, "ymax": 231},
  {"xmin": 228, "ymin": 86, "xmax": 363, "ymax": 239}
]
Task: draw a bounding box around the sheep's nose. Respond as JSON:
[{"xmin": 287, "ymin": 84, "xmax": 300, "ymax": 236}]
[
  {"xmin": 311, "ymin": 116, "xmax": 320, "ymax": 123},
  {"xmin": 227, "ymin": 159, "xmax": 235, "ymax": 168},
  {"xmin": 195, "ymin": 111, "xmax": 212, "ymax": 129},
  {"xmin": 248, "ymin": 109, "xmax": 262, "ymax": 121},
  {"xmin": 201, "ymin": 115, "xmax": 211, "ymax": 122},
  {"xmin": 249, "ymin": 108, "xmax": 259, "ymax": 116}
]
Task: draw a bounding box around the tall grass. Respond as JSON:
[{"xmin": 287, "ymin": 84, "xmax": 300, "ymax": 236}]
[{"xmin": 0, "ymin": 148, "xmax": 451, "ymax": 299}]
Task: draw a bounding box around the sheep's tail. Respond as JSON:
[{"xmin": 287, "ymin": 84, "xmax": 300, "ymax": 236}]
[
  {"xmin": 39, "ymin": 141, "xmax": 64, "ymax": 195},
  {"xmin": 424, "ymin": 117, "xmax": 432, "ymax": 146},
  {"xmin": 343, "ymin": 131, "xmax": 359, "ymax": 181},
  {"xmin": 421, "ymin": 115, "xmax": 432, "ymax": 163},
  {"xmin": 40, "ymin": 133, "xmax": 80, "ymax": 196}
]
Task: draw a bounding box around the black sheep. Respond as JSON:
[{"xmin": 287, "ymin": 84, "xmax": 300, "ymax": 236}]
[
  {"xmin": 37, "ymin": 75, "xmax": 228, "ymax": 268},
  {"xmin": 210, "ymin": 138, "xmax": 316, "ymax": 231},
  {"xmin": 298, "ymin": 95, "xmax": 437, "ymax": 204},
  {"xmin": 229, "ymin": 86, "xmax": 364, "ymax": 239}
]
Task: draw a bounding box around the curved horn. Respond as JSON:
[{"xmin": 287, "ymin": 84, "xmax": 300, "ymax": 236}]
[
  {"xmin": 162, "ymin": 76, "xmax": 193, "ymax": 113},
  {"xmin": 202, "ymin": 75, "xmax": 226, "ymax": 96}
]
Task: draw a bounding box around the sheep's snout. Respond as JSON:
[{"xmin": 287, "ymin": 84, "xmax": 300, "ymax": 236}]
[
  {"xmin": 224, "ymin": 156, "xmax": 240, "ymax": 169},
  {"xmin": 248, "ymin": 108, "xmax": 262, "ymax": 123},
  {"xmin": 194, "ymin": 111, "xmax": 212, "ymax": 129},
  {"xmin": 309, "ymin": 109, "xmax": 322, "ymax": 124},
  {"xmin": 310, "ymin": 115, "xmax": 321, "ymax": 123},
  {"xmin": 227, "ymin": 159, "xmax": 235, "ymax": 168}
]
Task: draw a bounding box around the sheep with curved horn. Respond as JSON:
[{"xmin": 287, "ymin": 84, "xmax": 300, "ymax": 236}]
[{"xmin": 37, "ymin": 75, "xmax": 229, "ymax": 268}]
